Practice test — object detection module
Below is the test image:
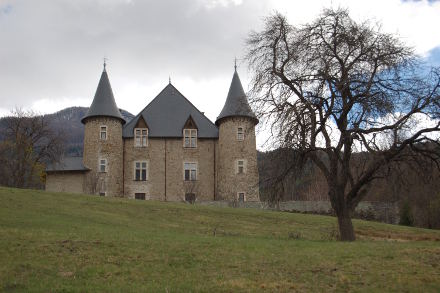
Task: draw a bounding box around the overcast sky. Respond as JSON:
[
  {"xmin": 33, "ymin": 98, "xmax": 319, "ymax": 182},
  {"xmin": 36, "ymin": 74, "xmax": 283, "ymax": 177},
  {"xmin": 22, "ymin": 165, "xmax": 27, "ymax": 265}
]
[{"xmin": 1, "ymin": 0, "xmax": 440, "ymax": 147}]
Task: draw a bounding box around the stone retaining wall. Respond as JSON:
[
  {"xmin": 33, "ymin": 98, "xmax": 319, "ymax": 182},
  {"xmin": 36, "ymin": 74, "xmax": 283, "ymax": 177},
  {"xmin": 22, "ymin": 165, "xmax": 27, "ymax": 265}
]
[{"xmin": 196, "ymin": 200, "xmax": 400, "ymax": 224}]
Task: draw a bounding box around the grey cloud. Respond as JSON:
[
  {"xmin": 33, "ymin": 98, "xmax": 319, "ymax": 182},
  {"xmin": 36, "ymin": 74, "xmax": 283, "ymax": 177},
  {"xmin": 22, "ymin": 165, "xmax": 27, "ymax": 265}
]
[{"xmin": 0, "ymin": 0, "xmax": 268, "ymax": 110}]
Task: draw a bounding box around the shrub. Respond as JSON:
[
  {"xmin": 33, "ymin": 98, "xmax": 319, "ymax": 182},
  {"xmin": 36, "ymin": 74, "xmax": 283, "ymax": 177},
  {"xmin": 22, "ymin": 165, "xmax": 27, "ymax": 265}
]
[{"xmin": 399, "ymin": 200, "xmax": 414, "ymax": 226}]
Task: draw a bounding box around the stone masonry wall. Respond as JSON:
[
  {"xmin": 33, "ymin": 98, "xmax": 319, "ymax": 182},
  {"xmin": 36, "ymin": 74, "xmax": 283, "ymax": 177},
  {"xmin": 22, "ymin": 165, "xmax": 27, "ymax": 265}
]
[
  {"xmin": 123, "ymin": 137, "xmax": 216, "ymax": 201},
  {"xmin": 217, "ymin": 117, "xmax": 259, "ymax": 201},
  {"xmin": 197, "ymin": 200, "xmax": 400, "ymax": 224},
  {"xmin": 123, "ymin": 138, "xmax": 164, "ymax": 200},
  {"xmin": 83, "ymin": 117, "xmax": 123, "ymax": 196},
  {"xmin": 45, "ymin": 172, "xmax": 85, "ymax": 194}
]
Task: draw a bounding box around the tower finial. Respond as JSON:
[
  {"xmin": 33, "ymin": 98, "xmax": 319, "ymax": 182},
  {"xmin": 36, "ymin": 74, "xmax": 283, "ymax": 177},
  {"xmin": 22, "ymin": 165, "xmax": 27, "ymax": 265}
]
[
  {"xmin": 103, "ymin": 57, "xmax": 108, "ymax": 72},
  {"xmin": 234, "ymin": 57, "xmax": 237, "ymax": 72},
  {"xmin": 169, "ymin": 76, "xmax": 171, "ymax": 84}
]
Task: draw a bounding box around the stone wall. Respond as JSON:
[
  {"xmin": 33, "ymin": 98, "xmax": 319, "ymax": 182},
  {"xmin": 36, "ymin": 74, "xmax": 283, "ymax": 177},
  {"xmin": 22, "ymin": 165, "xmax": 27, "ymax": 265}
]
[
  {"xmin": 80, "ymin": 115, "xmax": 261, "ymax": 202},
  {"xmin": 83, "ymin": 117, "xmax": 124, "ymax": 196},
  {"xmin": 123, "ymin": 137, "xmax": 216, "ymax": 201},
  {"xmin": 45, "ymin": 172, "xmax": 85, "ymax": 194},
  {"xmin": 217, "ymin": 117, "xmax": 259, "ymax": 201},
  {"xmin": 197, "ymin": 200, "xmax": 400, "ymax": 224}
]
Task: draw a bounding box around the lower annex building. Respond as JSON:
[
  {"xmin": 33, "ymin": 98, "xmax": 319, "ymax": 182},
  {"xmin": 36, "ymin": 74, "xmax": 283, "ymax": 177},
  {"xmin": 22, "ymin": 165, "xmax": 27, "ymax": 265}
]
[{"xmin": 46, "ymin": 63, "xmax": 260, "ymax": 202}]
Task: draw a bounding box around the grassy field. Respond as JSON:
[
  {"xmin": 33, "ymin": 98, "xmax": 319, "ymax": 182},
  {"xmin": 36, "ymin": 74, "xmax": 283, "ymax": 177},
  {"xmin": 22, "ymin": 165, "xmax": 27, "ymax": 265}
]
[{"xmin": 0, "ymin": 187, "xmax": 439, "ymax": 292}]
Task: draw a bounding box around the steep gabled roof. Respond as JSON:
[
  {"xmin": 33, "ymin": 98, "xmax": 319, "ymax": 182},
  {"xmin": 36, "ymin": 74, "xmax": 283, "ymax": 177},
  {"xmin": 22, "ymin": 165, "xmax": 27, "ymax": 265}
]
[
  {"xmin": 216, "ymin": 69, "xmax": 258, "ymax": 125},
  {"xmin": 123, "ymin": 84, "xmax": 218, "ymax": 138},
  {"xmin": 81, "ymin": 68, "xmax": 125, "ymax": 124}
]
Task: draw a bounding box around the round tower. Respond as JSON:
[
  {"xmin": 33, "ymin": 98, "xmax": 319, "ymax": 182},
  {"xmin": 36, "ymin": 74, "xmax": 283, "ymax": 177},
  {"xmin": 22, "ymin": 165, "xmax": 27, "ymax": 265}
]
[
  {"xmin": 216, "ymin": 67, "xmax": 259, "ymax": 202},
  {"xmin": 81, "ymin": 63, "xmax": 125, "ymax": 196}
]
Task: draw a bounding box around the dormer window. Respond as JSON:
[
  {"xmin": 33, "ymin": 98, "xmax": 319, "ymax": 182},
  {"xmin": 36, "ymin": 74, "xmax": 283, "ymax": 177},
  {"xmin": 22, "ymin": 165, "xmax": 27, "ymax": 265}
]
[
  {"xmin": 135, "ymin": 128, "xmax": 148, "ymax": 147},
  {"xmin": 237, "ymin": 127, "xmax": 244, "ymax": 141},
  {"xmin": 183, "ymin": 116, "xmax": 198, "ymax": 148},
  {"xmin": 100, "ymin": 126, "xmax": 107, "ymax": 140},
  {"xmin": 184, "ymin": 129, "xmax": 197, "ymax": 148}
]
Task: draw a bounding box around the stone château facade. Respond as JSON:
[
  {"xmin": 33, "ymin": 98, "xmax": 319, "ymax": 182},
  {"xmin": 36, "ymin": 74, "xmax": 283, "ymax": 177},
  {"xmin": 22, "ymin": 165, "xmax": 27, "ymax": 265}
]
[{"xmin": 46, "ymin": 64, "xmax": 260, "ymax": 202}]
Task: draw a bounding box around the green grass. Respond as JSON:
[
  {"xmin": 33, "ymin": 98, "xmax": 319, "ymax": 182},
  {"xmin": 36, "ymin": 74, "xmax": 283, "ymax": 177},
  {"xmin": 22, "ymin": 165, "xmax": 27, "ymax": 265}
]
[{"xmin": 0, "ymin": 187, "xmax": 439, "ymax": 292}]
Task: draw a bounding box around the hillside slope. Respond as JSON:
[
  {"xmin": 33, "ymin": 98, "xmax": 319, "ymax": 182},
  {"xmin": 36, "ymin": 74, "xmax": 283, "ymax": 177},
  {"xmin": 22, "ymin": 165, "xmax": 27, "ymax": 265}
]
[
  {"xmin": 1, "ymin": 188, "xmax": 439, "ymax": 292},
  {"xmin": 0, "ymin": 107, "xmax": 134, "ymax": 156},
  {"xmin": 48, "ymin": 107, "xmax": 134, "ymax": 155}
]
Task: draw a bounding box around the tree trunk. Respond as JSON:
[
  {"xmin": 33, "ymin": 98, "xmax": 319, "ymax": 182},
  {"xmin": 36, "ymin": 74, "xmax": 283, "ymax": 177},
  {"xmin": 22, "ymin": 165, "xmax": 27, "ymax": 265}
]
[
  {"xmin": 329, "ymin": 185, "xmax": 356, "ymax": 241},
  {"xmin": 336, "ymin": 208, "xmax": 356, "ymax": 241}
]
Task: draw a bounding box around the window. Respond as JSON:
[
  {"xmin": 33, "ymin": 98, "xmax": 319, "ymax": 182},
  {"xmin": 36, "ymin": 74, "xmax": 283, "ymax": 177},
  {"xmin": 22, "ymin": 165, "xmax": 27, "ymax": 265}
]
[
  {"xmin": 183, "ymin": 129, "xmax": 197, "ymax": 148},
  {"xmin": 135, "ymin": 193, "xmax": 146, "ymax": 200},
  {"xmin": 237, "ymin": 160, "xmax": 245, "ymax": 174},
  {"xmin": 238, "ymin": 192, "xmax": 245, "ymax": 202},
  {"xmin": 134, "ymin": 161, "xmax": 147, "ymax": 181},
  {"xmin": 184, "ymin": 162, "xmax": 197, "ymax": 181},
  {"xmin": 237, "ymin": 127, "xmax": 244, "ymax": 141},
  {"xmin": 135, "ymin": 128, "xmax": 148, "ymax": 147},
  {"xmin": 99, "ymin": 158, "xmax": 107, "ymax": 172},
  {"xmin": 100, "ymin": 126, "xmax": 107, "ymax": 140},
  {"xmin": 185, "ymin": 193, "xmax": 196, "ymax": 204}
]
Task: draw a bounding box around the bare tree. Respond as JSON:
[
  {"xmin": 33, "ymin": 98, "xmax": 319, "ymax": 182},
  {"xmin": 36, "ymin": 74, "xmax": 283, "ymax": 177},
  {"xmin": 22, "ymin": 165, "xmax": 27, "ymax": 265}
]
[
  {"xmin": 0, "ymin": 109, "xmax": 64, "ymax": 188},
  {"xmin": 246, "ymin": 8, "xmax": 440, "ymax": 241},
  {"xmin": 259, "ymin": 148, "xmax": 305, "ymax": 206},
  {"xmin": 183, "ymin": 181, "xmax": 199, "ymax": 203}
]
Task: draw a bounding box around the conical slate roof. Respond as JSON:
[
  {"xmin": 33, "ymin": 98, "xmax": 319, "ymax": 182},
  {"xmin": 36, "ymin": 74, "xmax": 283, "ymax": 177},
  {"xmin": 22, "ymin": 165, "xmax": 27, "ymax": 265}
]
[
  {"xmin": 81, "ymin": 68, "xmax": 125, "ymax": 124},
  {"xmin": 215, "ymin": 69, "xmax": 258, "ymax": 125}
]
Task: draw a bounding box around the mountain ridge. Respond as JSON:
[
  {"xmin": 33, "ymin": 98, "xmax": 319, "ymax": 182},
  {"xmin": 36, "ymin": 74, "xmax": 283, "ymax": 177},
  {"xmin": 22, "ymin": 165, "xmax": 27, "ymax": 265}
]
[
  {"xmin": 0, "ymin": 106, "xmax": 134, "ymax": 156},
  {"xmin": 51, "ymin": 106, "xmax": 134, "ymax": 155}
]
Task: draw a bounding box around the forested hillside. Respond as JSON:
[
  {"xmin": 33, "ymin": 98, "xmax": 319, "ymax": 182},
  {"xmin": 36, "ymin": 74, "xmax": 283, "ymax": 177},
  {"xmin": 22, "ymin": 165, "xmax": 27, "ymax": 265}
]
[
  {"xmin": 258, "ymin": 148, "xmax": 440, "ymax": 229},
  {"xmin": 0, "ymin": 107, "xmax": 134, "ymax": 156},
  {"xmin": 45, "ymin": 107, "xmax": 134, "ymax": 155}
]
